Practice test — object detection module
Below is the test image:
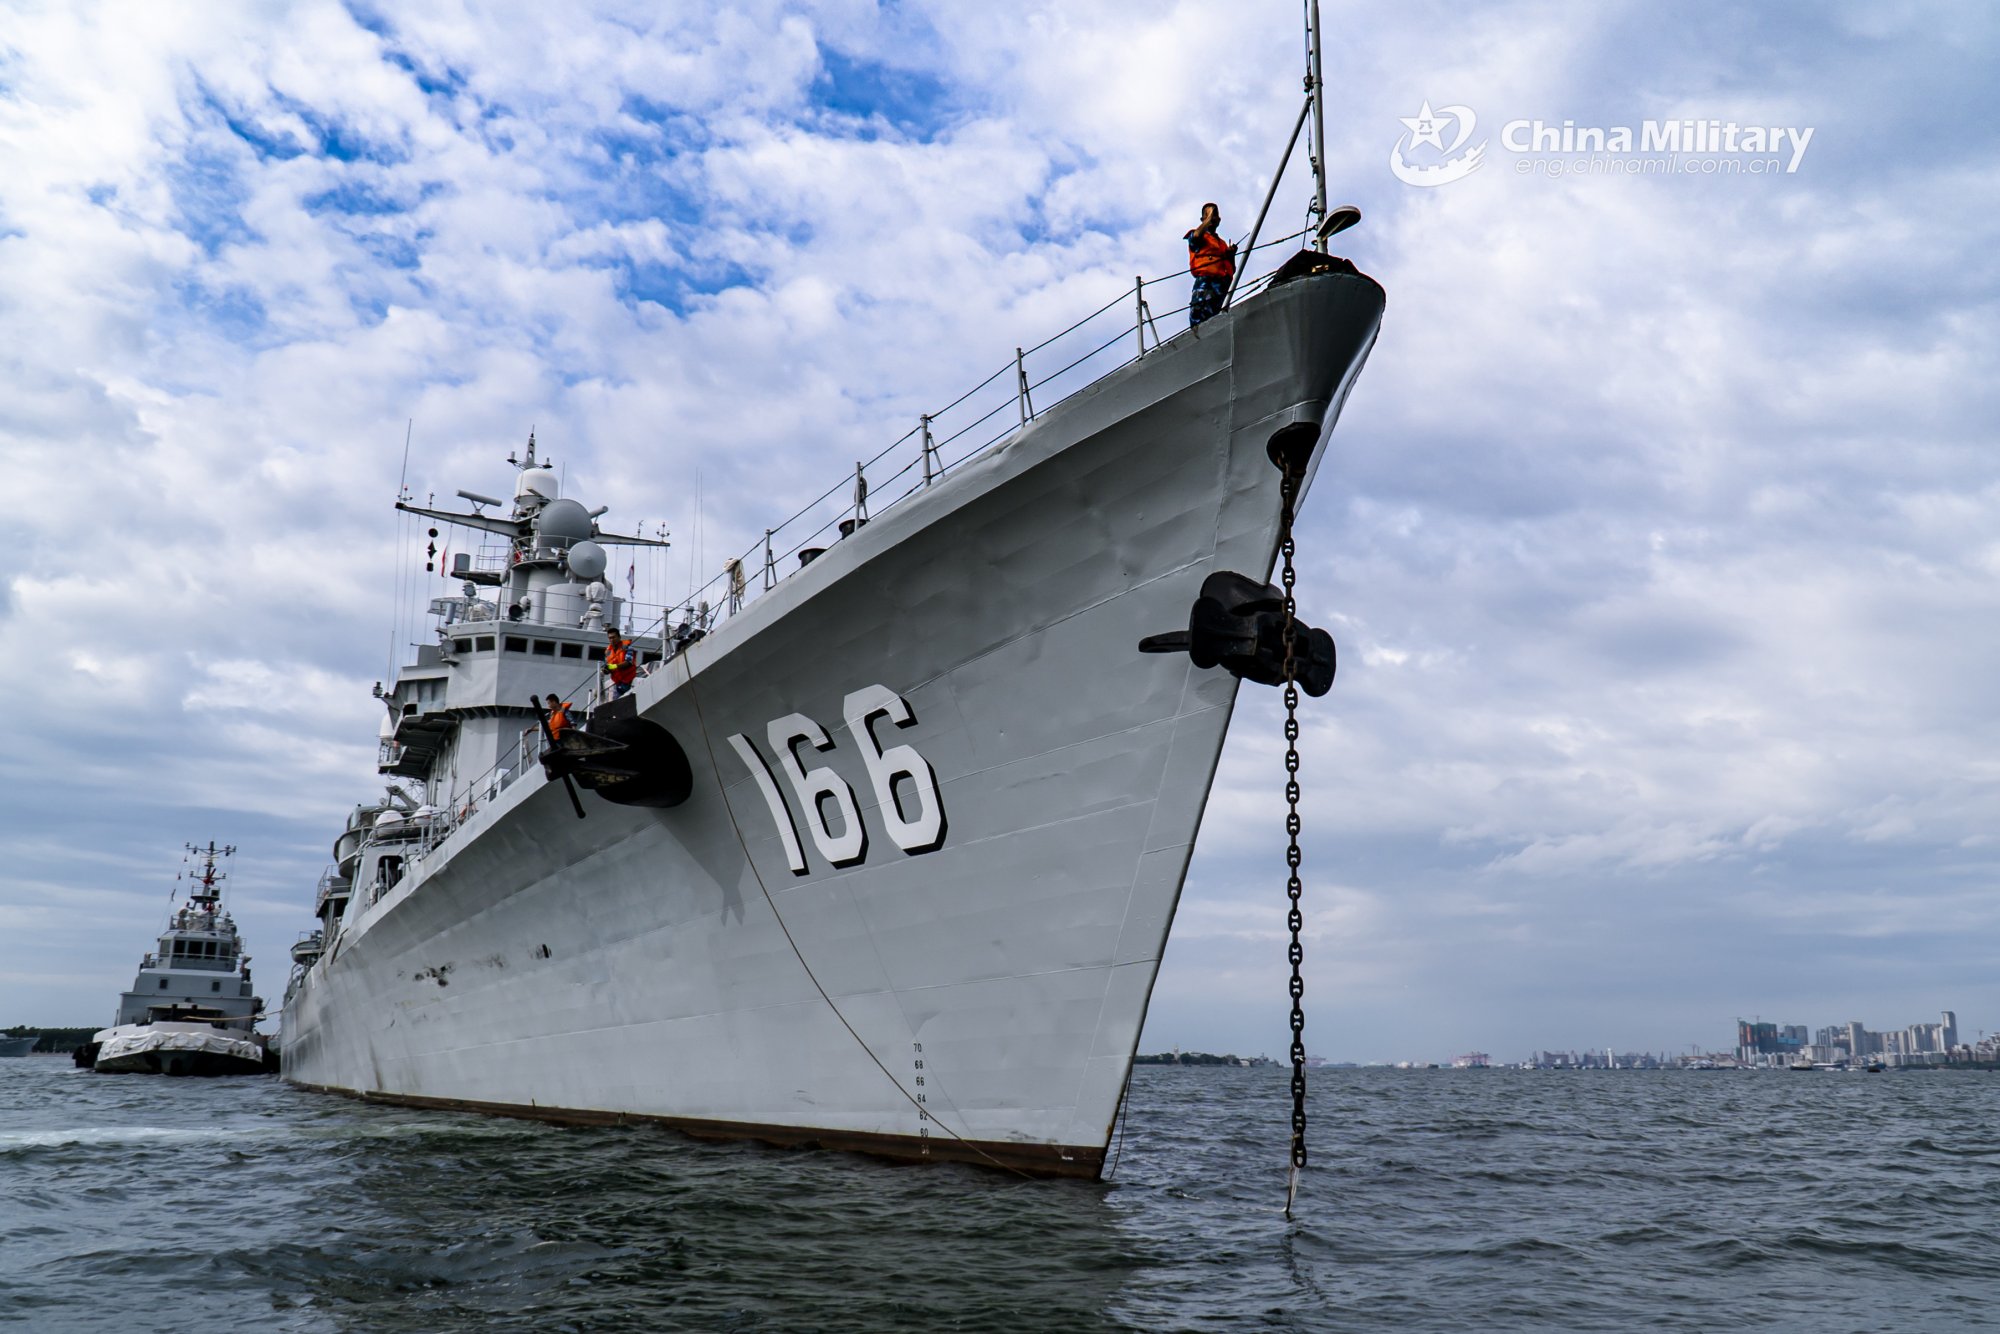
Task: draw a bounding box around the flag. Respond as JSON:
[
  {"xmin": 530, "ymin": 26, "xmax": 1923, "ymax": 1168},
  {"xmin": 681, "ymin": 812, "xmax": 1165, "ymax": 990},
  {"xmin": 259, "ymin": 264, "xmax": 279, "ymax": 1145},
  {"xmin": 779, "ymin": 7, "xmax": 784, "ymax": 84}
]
[{"xmin": 626, "ymin": 560, "xmax": 636, "ymax": 598}]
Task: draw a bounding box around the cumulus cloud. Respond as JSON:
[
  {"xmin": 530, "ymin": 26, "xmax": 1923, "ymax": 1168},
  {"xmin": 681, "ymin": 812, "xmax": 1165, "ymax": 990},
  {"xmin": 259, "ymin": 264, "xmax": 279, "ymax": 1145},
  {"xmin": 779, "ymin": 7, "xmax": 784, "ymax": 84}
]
[{"xmin": 2, "ymin": 2, "xmax": 1995, "ymax": 1063}]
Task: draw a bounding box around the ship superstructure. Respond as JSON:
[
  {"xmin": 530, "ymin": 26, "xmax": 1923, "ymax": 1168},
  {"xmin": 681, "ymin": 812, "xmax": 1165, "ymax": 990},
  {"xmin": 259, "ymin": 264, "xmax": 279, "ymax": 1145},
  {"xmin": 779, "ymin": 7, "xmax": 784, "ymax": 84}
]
[
  {"xmin": 114, "ymin": 843, "xmax": 260, "ymax": 1029},
  {"xmin": 293, "ymin": 434, "xmax": 670, "ymax": 959}
]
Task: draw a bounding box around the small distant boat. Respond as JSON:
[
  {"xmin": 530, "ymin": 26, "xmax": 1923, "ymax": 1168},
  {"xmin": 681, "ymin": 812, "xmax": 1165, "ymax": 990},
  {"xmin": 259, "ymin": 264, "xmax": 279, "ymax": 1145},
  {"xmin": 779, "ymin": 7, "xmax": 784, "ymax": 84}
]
[
  {"xmin": 0, "ymin": 1034, "xmax": 36, "ymax": 1058},
  {"xmin": 81, "ymin": 842, "xmax": 270, "ymax": 1077},
  {"xmin": 1789, "ymin": 1058, "xmax": 1815, "ymax": 1071}
]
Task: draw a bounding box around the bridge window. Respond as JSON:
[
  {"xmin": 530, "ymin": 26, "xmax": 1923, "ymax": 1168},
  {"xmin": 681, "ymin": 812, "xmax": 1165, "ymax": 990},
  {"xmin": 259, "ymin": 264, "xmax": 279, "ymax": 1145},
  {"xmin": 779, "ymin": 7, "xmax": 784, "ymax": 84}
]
[
  {"xmin": 560, "ymin": 643, "xmax": 583, "ymax": 659},
  {"xmin": 588, "ymin": 647, "xmax": 606, "ymax": 662},
  {"xmin": 504, "ymin": 637, "xmax": 527, "ymax": 654},
  {"xmin": 159, "ymin": 979, "xmax": 169, "ymax": 989},
  {"xmin": 476, "ymin": 636, "xmax": 495, "ymax": 652},
  {"xmin": 453, "ymin": 639, "xmax": 473, "ymax": 654},
  {"xmin": 532, "ymin": 641, "xmax": 556, "ymax": 656},
  {"xmin": 212, "ymin": 980, "xmax": 221, "ymax": 992}
]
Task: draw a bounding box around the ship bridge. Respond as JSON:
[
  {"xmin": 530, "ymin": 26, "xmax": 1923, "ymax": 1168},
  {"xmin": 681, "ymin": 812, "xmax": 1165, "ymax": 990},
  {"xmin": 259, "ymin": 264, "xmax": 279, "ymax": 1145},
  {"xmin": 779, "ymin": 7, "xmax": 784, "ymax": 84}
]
[
  {"xmin": 294, "ymin": 439, "xmax": 675, "ymax": 954},
  {"xmin": 375, "ymin": 435, "xmax": 670, "ymax": 805}
]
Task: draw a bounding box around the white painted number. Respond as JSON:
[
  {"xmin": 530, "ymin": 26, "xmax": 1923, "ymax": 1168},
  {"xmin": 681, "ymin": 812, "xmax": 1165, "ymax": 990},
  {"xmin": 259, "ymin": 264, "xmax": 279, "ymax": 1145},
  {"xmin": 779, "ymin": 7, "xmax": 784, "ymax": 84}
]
[
  {"xmin": 843, "ymin": 684, "xmax": 946, "ymax": 853},
  {"xmin": 729, "ymin": 685, "xmax": 948, "ymax": 874},
  {"xmin": 767, "ymin": 713, "xmax": 868, "ymax": 868},
  {"xmin": 727, "ymin": 732, "xmax": 806, "ymax": 875}
]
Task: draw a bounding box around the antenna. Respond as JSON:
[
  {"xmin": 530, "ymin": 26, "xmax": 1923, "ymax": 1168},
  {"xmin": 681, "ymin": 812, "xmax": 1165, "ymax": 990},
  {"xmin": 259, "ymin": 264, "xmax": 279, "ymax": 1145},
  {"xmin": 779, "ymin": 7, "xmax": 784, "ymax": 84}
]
[
  {"xmin": 183, "ymin": 841, "xmax": 235, "ymax": 906},
  {"xmin": 389, "ymin": 420, "xmax": 415, "ymax": 681},
  {"xmin": 1305, "ymin": 0, "xmax": 1330, "ymax": 243},
  {"xmin": 396, "ymin": 419, "xmax": 413, "ymax": 502},
  {"xmin": 1229, "ymin": 2, "xmax": 1345, "ymax": 303}
]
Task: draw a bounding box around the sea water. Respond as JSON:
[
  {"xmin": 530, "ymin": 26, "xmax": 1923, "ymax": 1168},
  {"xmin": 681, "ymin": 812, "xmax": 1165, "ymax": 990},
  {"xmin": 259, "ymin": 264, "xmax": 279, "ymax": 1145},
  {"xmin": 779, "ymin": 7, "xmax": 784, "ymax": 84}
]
[{"xmin": 2, "ymin": 1060, "xmax": 1994, "ymax": 1331}]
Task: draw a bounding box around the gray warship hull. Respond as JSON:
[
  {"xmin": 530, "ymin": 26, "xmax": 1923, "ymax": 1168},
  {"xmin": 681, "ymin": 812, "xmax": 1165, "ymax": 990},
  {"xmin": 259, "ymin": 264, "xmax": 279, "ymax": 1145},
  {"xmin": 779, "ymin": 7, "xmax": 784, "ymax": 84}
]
[{"xmin": 282, "ymin": 273, "xmax": 1384, "ymax": 1175}]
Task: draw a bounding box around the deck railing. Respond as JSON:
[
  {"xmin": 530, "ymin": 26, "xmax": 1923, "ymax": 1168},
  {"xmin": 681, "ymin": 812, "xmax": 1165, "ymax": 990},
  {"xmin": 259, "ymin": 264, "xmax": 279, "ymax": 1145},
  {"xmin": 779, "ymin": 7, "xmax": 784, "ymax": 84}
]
[{"xmin": 637, "ymin": 228, "xmax": 1311, "ymax": 646}]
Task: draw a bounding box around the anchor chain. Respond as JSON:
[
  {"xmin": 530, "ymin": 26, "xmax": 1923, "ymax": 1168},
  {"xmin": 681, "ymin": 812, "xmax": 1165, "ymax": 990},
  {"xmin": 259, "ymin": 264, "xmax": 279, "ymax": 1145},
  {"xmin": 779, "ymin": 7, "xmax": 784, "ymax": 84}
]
[
  {"xmin": 1132, "ymin": 419, "xmax": 1330, "ymax": 1213},
  {"xmin": 1278, "ymin": 457, "xmax": 1308, "ymax": 1219}
]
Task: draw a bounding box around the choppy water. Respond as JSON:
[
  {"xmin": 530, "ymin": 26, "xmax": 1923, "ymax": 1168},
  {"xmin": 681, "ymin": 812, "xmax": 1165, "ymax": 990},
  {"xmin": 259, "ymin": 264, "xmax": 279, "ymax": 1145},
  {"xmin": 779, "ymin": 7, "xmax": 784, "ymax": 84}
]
[{"xmin": 2, "ymin": 1061, "xmax": 1996, "ymax": 1332}]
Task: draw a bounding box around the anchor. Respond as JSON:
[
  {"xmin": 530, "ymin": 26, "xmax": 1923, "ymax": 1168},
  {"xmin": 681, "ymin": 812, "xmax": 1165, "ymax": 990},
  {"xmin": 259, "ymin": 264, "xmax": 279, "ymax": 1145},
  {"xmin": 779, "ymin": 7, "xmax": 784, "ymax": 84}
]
[
  {"xmin": 1137, "ymin": 570, "xmax": 1335, "ymax": 696},
  {"xmin": 534, "ymin": 698, "xmax": 694, "ymax": 813}
]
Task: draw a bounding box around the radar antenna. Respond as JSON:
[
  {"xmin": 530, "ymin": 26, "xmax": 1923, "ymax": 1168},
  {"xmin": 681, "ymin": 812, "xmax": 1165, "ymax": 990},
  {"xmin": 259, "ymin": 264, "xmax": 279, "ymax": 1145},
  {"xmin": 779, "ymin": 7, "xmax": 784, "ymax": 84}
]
[{"xmin": 182, "ymin": 841, "xmax": 236, "ymax": 909}]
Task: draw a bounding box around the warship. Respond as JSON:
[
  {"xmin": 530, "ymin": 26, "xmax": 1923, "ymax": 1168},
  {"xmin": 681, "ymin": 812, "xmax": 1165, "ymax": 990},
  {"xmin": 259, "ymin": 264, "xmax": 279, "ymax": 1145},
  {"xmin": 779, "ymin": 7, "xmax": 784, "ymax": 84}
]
[
  {"xmin": 81, "ymin": 843, "xmax": 272, "ymax": 1076},
  {"xmin": 282, "ymin": 17, "xmax": 1385, "ymax": 1175}
]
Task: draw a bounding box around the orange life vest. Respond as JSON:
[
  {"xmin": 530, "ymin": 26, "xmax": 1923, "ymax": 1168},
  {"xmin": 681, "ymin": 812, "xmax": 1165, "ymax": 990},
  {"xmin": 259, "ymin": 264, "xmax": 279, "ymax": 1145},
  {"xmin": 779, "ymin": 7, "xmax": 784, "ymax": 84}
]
[
  {"xmin": 605, "ymin": 640, "xmax": 636, "ymax": 683},
  {"xmin": 1187, "ymin": 228, "xmax": 1235, "ymax": 280},
  {"xmin": 547, "ymin": 702, "xmax": 570, "ymax": 740}
]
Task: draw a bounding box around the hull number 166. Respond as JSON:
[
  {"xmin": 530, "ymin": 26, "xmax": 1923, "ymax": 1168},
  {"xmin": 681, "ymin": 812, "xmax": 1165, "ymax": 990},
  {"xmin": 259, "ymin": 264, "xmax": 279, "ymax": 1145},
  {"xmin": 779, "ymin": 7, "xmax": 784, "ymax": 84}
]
[{"xmin": 727, "ymin": 684, "xmax": 947, "ymax": 874}]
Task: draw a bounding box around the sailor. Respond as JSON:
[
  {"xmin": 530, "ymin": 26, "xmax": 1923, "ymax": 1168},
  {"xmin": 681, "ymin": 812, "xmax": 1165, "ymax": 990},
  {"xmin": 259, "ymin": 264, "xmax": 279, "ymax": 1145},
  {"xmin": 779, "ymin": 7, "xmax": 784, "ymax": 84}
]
[
  {"xmin": 544, "ymin": 694, "xmax": 571, "ymax": 743},
  {"xmin": 1184, "ymin": 202, "xmax": 1236, "ymax": 328},
  {"xmin": 604, "ymin": 629, "xmax": 638, "ymax": 699}
]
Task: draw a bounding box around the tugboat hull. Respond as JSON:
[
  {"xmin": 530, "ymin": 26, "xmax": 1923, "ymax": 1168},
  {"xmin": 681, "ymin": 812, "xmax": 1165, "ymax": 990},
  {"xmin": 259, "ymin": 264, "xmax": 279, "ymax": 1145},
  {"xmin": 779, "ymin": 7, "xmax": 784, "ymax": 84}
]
[{"xmin": 90, "ymin": 1023, "xmax": 270, "ymax": 1077}]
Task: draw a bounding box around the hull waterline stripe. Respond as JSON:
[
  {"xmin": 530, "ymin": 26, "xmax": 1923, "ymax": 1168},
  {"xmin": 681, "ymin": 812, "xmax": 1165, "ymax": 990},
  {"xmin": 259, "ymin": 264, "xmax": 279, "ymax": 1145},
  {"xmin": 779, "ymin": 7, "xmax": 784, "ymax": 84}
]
[{"xmin": 289, "ymin": 1081, "xmax": 1105, "ymax": 1179}]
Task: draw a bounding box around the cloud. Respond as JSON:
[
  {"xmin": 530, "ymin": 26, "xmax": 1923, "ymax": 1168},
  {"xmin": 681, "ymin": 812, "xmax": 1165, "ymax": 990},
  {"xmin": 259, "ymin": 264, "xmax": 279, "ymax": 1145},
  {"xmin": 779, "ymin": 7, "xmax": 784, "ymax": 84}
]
[{"xmin": 1, "ymin": 1, "xmax": 1995, "ymax": 1066}]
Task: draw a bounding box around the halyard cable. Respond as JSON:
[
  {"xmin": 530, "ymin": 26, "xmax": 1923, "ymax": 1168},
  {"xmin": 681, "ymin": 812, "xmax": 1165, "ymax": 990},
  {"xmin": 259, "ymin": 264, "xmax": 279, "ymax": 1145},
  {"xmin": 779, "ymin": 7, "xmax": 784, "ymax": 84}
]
[{"xmin": 1278, "ymin": 453, "xmax": 1309, "ymax": 1220}]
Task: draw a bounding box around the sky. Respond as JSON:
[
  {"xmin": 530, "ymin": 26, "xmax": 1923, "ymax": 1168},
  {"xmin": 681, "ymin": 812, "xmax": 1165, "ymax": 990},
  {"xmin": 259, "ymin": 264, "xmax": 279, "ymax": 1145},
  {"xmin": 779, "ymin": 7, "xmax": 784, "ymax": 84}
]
[{"xmin": 2, "ymin": 1, "xmax": 1995, "ymax": 1064}]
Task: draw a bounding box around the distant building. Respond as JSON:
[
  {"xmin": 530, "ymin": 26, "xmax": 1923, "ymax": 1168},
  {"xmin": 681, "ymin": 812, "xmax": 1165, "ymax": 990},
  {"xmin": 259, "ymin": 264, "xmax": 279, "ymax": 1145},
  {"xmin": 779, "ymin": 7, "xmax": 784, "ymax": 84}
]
[
  {"xmin": 1737, "ymin": 1010, "xmax": 1972, "ymax": 1066},
  {"xmin": 1737, "ymin": 1020, "xmax": 1779, "ymax": 1060}
]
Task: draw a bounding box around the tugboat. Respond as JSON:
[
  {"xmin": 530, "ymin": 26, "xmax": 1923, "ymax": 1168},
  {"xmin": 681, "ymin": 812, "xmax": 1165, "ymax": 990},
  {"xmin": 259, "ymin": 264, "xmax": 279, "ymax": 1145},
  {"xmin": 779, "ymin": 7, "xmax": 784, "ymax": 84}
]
[{"xmin": 81, "ymin": 844, "xmax": 273, "ymax": 1077}]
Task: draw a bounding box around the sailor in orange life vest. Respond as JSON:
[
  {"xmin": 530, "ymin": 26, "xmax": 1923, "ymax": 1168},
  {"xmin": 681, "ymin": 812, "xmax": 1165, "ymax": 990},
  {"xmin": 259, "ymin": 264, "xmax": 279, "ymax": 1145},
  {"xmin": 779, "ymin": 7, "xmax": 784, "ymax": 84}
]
[
  {"xmin": 1184, "ymin": 202, "xmax": 1237, "ymax": 328},
  {"xmin": 543, "ymin": 694, "xmax": 571, "ymax": 742},
  {"xmin": 603, "ymin": 628, "xmax": 638, "ymax": 699}
]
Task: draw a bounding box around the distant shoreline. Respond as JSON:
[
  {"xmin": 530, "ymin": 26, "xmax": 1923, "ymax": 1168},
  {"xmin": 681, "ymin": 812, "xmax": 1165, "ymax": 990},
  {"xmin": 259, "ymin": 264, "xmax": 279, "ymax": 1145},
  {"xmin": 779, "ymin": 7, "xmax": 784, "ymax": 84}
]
[
  {"xmin": 1, "ymin": 1027, "xmax": 99, "ymax": 1054},
  {"xmin": 1132, "ymin": 1052, "xmax": 1278, "ymax": 1067}
]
